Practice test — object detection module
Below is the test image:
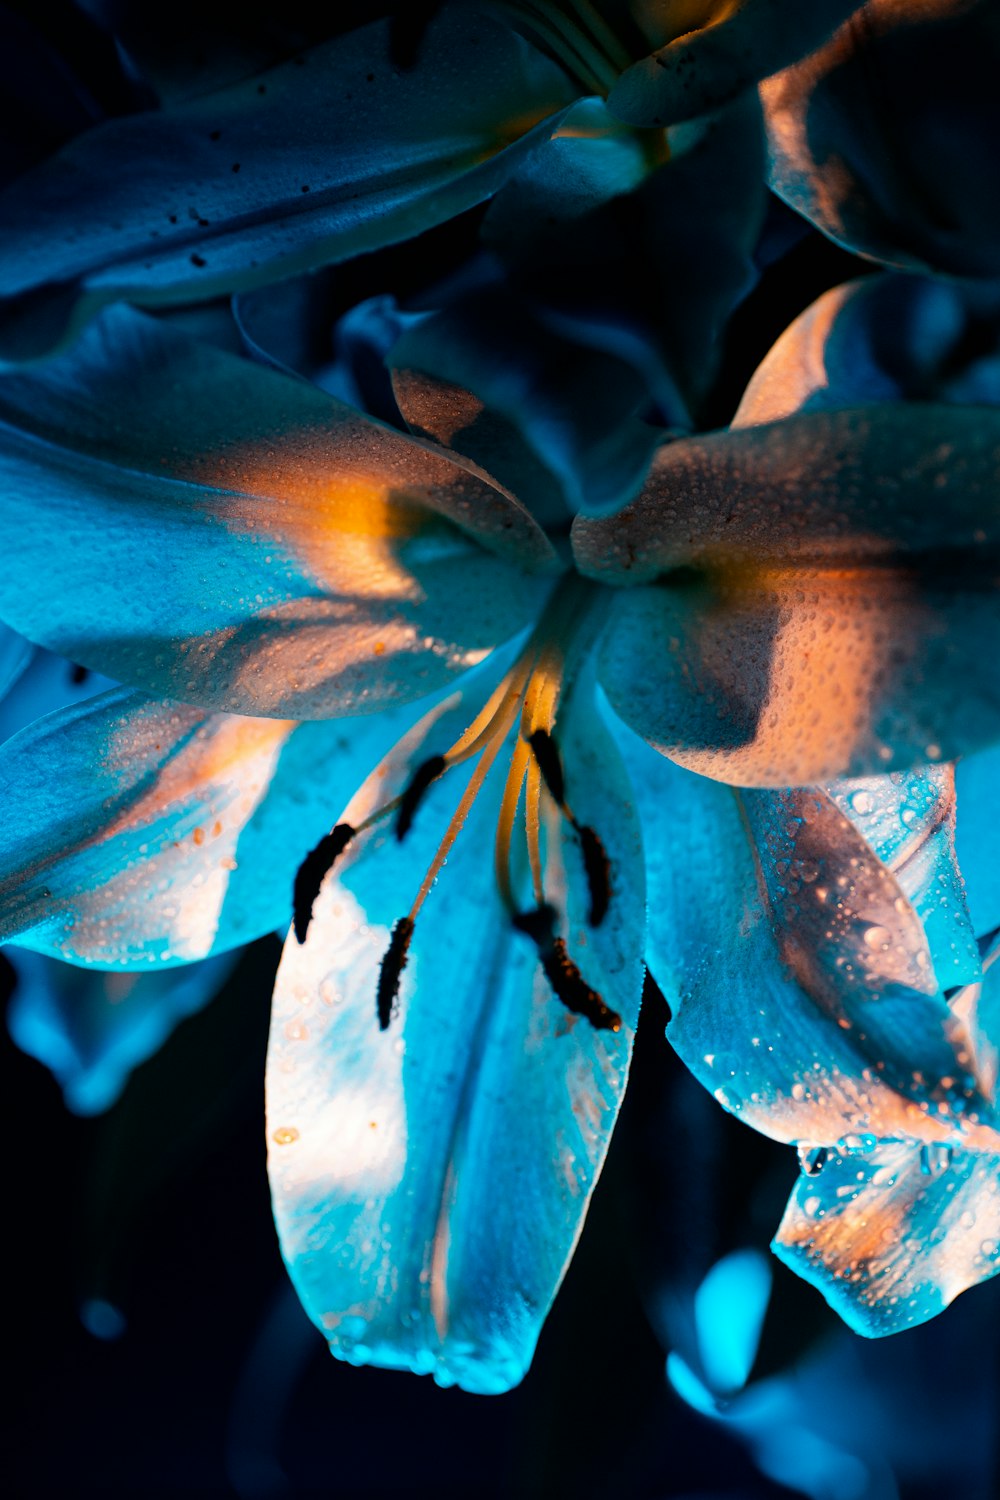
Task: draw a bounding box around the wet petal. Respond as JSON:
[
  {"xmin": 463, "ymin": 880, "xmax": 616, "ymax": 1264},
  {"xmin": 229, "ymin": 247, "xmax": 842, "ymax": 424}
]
[
  {"xmin": 0, "ymin": 307, "xmax": 555, "ymax": 717},
  {"xmin": 955, "ymin": 744, "xmax": 1000, "ymax": 942},
  {"xmin": 826, "ymin": 767, "xmax": 980, "ymax": 994},
  {"xmin": 774, "ymin": 1139, "xmax": 1000, "ymax": 1335},
  {"xmin": 762, "ymin": 0, "xmax": 1000, "ymax": 278},
  {"xmin": 610, "ymin": 715, "xmax": 1000, "ymax": 1150},
  {"xmin": 6, "ymin": 947, "xmax": 235, "ymax": 1113},
  {"xmin": 267, "ymin": 672, "xmax": 643, "ymax": 1393},
  {"xmin": 0, "ymin": 685, "xmax": 435, "ymax": 966},
  {"xmin": 607, "ymin": 0, "xmax": 860, "ymax": 127},
  {"xmin": 0, "ymin": 8, "xmax": 576, "ymax": 363},
  {"xmin": 579, "ymin": 405, "xmax": 1000, "ymax": 783}
]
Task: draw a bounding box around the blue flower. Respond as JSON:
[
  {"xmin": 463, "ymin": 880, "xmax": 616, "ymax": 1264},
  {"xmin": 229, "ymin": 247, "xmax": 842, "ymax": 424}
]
[{"xmin": 1, "ymin": 269, "xmax": 999, "ymax": 1390}]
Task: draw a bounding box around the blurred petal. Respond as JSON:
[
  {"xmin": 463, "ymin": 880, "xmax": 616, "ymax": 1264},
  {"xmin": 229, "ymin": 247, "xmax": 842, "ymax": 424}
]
[
  {"xmin": 774, "ymin": 1139, "xmax": 1000, "ymax": 1335},
  {"xmin": 610, "ymin": 713, "xmax": 1000, "ymax": 1150},
  {"xmin": 267, "ymin": 672, "xmax": 643, "ymax": 1393},
  {"xmin": 6, "ymin": 947, "xmax": 235, "ymax": 1113},
  {"xmin": 0, "ymin": 623, "xmax": 31, "ymax": 703},
  {"xmin": 0, "ymin": 684, "xmax": 437, "ymax": 966},
  {"xmin": 578, "ymin": 405, "xmax": 1000, "ymax": 783},
  {"xmin": 0, "ymin": 8, "xmax": 576, "ymax": 362},
  {"xmin": 762, "ymin": 0, "xmax": 1000, "ymax": 278},
  {"xmin": 734, "ymin": 275, "xmax": 1000, "ymax": 427},
  {"xmin": 0, "ymin": 307, "xmax": 555, "ymax": 717},
  {"xmin": 607, "ymin": 0, "xmax": 860, "ymax": 127}
]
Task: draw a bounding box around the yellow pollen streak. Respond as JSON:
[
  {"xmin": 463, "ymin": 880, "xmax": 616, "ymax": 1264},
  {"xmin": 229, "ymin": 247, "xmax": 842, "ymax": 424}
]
[
  {"xmin": 494, "ymin": 737, "xmax": 532, "ymax": 915},
  {"xmin": 525, "ymin": 758, "xmax": 546, "ymax": 906}
]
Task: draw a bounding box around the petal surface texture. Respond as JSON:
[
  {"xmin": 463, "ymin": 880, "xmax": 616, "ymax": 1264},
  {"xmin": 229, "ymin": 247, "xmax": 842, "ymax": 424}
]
[
  {"xmin": 0, "ymin": 308, "xmax": 553, "ymax": 717},
  {"xmin": 0, "ymin": 8, "xmax": 576, "ymax": 362},
  {"xmin": 578, "ymin": 403, "xmax": 1000, "ymax": 784},
  {"xmin": 267, "ymin": 669, "xmax": 644, "ymax": 1392},
  {"xmin": 773, "ymin": 1139, "xmax": 1000, "ymax": 1335},
  {"xmin": 0, "ymin": 686, "xmax": 437, "ymax": 966}
]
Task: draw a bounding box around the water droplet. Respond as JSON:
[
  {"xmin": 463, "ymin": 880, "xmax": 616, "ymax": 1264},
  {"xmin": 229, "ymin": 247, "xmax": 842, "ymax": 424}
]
[
  {"xmin": 851, "ymin": 790, "xmax": 875, "ymax": 815},
  {"xmin": 272, "ymin": 1125, "xmax": 300, "ymax": 1146},
  {"xmin": 864, "ymin": 925, "xmax": 891, "ymax": 951},
  {"xmin": 797, "ymin": 1145, "xmax": 828, "ymax": 1177},
  {"xmin": 919, "ymin": 1143, "xmax": 951, "ymax": 1176}
]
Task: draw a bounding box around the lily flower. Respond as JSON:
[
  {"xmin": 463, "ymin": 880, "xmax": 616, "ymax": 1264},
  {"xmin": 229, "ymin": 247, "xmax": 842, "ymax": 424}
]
[
  {"xmin": 1, "ymin": 278, "xmax": 999, "ymax": 1390},
  {"xmin": 0, "ymin": 0, "xmax": 861, "ymax": 364},
  {"xmin": 762, "ymin": 0, "xmax": 1000, "ymax": 278}
]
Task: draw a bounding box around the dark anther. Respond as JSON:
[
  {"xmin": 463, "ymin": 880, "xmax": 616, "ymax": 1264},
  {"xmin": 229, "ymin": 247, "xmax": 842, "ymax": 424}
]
[
  {"xmin": 542, "ymin": 940, "xmax": 621, "ymax": 1032},
  {"xmin": 512, "ymin": 904, "xmax": 620, "ymax": 1032},
  {"xmin": 577, "ymin": 825, "xmax": 611, "ymax": 927},
  {"xmin": 377, "ymin": 917, "xmax": 414, "ymax": 1030},
  {"xmin": 68, "ymin": 662, "xmax": 89, "ymax": 686},
  {"xmin": 527, "ymin": 728, "xmax": 565, "ymax": 807},
  {"xmin": 292, "ymin": 824, "xmax": 355, "ymax": 944},
  {"xmin": 396, "ymin": 755, "xmax": 447, "ymax": 841}
]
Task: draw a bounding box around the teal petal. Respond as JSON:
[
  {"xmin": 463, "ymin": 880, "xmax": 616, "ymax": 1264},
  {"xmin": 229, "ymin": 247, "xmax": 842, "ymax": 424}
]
[
  {"xmin": 0, "ymin": 8, "xmax": 576, "ymax": 363},
  {"xmin": 609, "ymin": 715, "xmax": 999, "ymax": 1149},
  {"xmin": 954, "ymin": 744, "xmax": 1000, "ymax": 942},
  {"xmin": 267, "ymin": 669, "xmax": 643, "ymax": 1393},
  {"xmin": 579, "ymin": 404, "xmax": 1000, "ymax": 783},
  {"xmin": 0, "ymin": 307, "xmax": 554, "ymax": 717},
  {"xmin": 0, "ymin": 685, "xmax": 438, "ymax": 966},
  {"xmin": 6, "ymin": 947, "xmax": 235, "ymax": 1113},
  {"xmin": 773, "ymin": 1139, "xmax": 1000, "ymax": 1335},
  {"xmin": 0, "ymin": 623, "xmax": 31, "ymax": 703},
  {"xmin": 827, "ymin": 767, "xmax": 980, "ymax": 994},
  {"xmin": 607, "ymin": 0, "xmax": 859, "ymax": 127},
  {"xmin": 763, "ymin": 0, "xmax": 1000, "ymax": 278}
]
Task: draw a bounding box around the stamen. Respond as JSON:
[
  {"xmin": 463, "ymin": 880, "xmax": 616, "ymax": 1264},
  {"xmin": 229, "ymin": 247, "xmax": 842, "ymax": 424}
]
[
  {"xmin": 525, "ymin": 758, "xmax": 546, "ymax": 907},
  {"xmin": 396, "ymin": 754, "xmax": 447, "ymax": 840},
  {"xmin": 577, "ymin": 824, "xmax": 611, "ymax": 927},
  {"xmin": 293, "ymin": 824, "xmax": 355, "ymax": 944},
  {"xmin": 528, "ymin": 727, "xmax": 566, "ymax": 807},
  {"xmin": 377, "ymin": 917, "xmax": 414, "ymax": 1030},
  {"xmin": 495, "ymin": 738, "xmax": 532, "ymax": 916},
  {"xmin": 512, "ymin": 902, "xmax": 621, "ymax": 1032}
]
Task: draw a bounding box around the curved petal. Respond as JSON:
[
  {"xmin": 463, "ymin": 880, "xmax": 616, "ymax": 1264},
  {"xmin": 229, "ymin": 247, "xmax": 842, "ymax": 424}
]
[
  {"xmin": 267, "ymin": 672, "xmax": 643, "ymax": 1393},
  {"xmin": 607, "ymin": 0, "xmax": 860, "ymax": 127},
  {"xmin": 579, "ymin": 405, "xmax": 1000, "ymax": 783},
  {"xmin": 762, "ymin": 0, "xmax": 1000, "ymax": 279},
  {"xmin": 773, "ymin": 1138, "xmax": 1000, "ymax": 1335},
  {"xmin": 6, "ymin": 947, "xmax": 235, "ymax": 1114},
  {"xmin": 0, "ymin": 307, "xmax": 555, "ymax": 717},
  {"xmin": 955, "ymin": 744, "xmax": 1000, "ymax": 942},
  {"xmin": 734, "ymin": 276, "xmax": 1000, "ymax": 428},
  {"xmin": 0, "ymin": 9, "xmax": 576, "ymax": 363},
  {"xmin": 609, "ymin": 714, "xmax": 1000, "ymax": 1151},
  {"xmin": 0, "ymin": 684, "xmax": 439, "ymax": 967}
]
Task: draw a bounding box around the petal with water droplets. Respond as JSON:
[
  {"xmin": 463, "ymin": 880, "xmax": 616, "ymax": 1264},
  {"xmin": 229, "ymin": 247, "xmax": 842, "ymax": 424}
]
[{"xmin": 0, "ymin": 307, "xmax": 554, "ymax": 717}]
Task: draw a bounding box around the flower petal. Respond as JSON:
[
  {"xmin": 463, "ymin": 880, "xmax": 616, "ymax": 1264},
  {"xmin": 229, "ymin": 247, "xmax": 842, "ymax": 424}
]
[
  {"xmin": 773, "ymin": 1139, "xmax": 1000, "ymax": 1335},
  {"xmin": 0, "ymin": 8, "xmax": 576, "ymax": 363},
  {"xmin": 0, "ymin": 307, "xmax": 555, "ymax": 716},
  {"xmin": 610, "ymin": 716, "xmax": 1000, "ymax": 1151},
  {"xmin": 267, "ymin": 671, "xmax": 643, "ymax": 1393},
  {"xmin": 955, "ymin": 744, "xmax": 1000, "ymax": 942},
  {"xmin": 0, "ymin": 684, "xmax": 435, "ymax": 966},
  {"xmin": 6, "ymin": 947, "xmax": 235, "ymax": 1113},
  {"xmin": 607, "ymin": 0, "xmax": 860, "ymax": 127},
  {"xmin": 579, "ymin": 405, "xmax": 1000, "ymax": 783},
  {"xmin": 762, "ymin": 0, "xmax": 1000, "ymax": 278},
  {"xmin": 0, "ymin": 623, "xmax": 31, "ymax": 703}
]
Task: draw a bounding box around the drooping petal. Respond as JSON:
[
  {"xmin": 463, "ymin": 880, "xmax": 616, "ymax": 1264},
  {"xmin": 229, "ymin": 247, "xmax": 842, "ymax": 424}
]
[
  {"xmin": 0, "ymin": 307, "xmax": 556, "ymax": 717},
  {"xmin": 5, "ymin": 946, "xmax": 235, "ymax": 1113},
  {"xmin": 578, "ymin": 404, "xmax": 1000, "ymax": 783},
  {"xmin": 607, "ymin": 0, "xmax": 861, "ymax": 127},
  {"xmin": 267, "ymin": 671, "xmax": 643, "ymax": 1393},
  {"xmin": 609, "ymin": 713, "xmax": 1000, "ymax": 1150},
  {"xmin": 733, "ymin": 275, "xmax": 1000, "ymax": 428},
  {"xmin": 762, "ymin": 0, "xmax": 1000, "ymax": 279},
  {"xmin": 0, "ymin": 8, "xmax": 577, "ymax": 363},
  {"xmin": 0, "ymin": 684, "xmax": 439, "ymax": 966},
  {"xmin": 773, "ymin": 1139, "xmax": 1000, "ymax": 1335}
]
